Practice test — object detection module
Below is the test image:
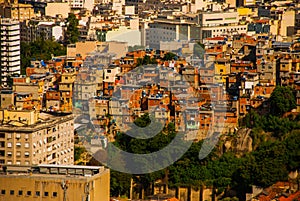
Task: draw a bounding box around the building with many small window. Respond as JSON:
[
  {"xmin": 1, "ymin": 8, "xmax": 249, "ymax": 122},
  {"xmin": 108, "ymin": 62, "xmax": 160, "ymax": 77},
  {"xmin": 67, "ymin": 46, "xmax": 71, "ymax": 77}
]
[
  {"xmin": 0, "ymin": 0, "xmax": 35, "ymax": 22},
  {"xmin": 0, "ymin": 110, "xmax": 74, "ymax": 166},
  {"xmin": 0, "ymin": 18, "xmax": 21, "ymax": 87},
  {"xmin": 0, "ymin": 164, "xmax": 110, "ymax": 201}
]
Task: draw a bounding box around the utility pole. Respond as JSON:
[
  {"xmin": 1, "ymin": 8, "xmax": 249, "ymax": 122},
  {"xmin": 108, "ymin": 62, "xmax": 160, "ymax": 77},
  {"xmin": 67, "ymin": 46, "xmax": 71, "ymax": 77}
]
[
  {"xmin": 130, "ymin": 177, "xmax": 133, "ymax": 200},
  {"xmin": 85, "ymin": 183, "xmax": 90, "ymax": 201},
  {"xmin": 61, "ymin": 180, "xmax": 69, "ymax": 201}
]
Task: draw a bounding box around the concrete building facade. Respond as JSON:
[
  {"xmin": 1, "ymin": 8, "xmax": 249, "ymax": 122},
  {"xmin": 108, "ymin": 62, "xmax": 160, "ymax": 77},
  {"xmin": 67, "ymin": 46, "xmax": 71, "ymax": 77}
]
[
  {"xmin": 0, "ymin": 111, "xmax": 74, "ymax": 166},
  {"xmin": 0, "ymin": 0, "xmax": 35, "ymax": 22},
  {"xmin": 0, "ymin": 18, "xmax": 21, "ymax": 87},
  {"xmin": 145, "ymin": 11, "xmax": 247, "ymax": 48},
  {"xmin": 45, "ymin": 2, "xmax": 70, "ymax": 18},
  {"xmin": 0, "ymin": 164, "xmax": 110, "ymax": 201}
]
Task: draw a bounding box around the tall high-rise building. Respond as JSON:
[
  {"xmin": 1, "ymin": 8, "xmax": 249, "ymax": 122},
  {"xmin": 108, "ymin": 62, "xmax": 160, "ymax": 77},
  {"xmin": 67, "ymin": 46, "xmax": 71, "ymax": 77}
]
[{"xmin": 0, "ymin": 18, "xmax": 21, "ymax": 87}]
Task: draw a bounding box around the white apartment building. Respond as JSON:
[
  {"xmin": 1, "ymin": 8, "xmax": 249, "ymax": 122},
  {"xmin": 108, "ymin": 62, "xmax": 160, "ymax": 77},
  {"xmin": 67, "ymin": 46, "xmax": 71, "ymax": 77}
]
[
  {"xmin": 69, "ymin": 0, "xmax": 84, "ymax": 8},
  {"xmin": 37, "ymin": 22, "xmax": 64, "ymax": 41},
  {"xmin": 145, "ymin": 11, "xmax": 246, "ymax": 48},
  {"xmin": 45, "ymin": 2, "xmax": 70, "ymax": 18},
  {"xmin": 0, "ymin": 18, "xmax": 21, "ymax": 87},
  {"xmin": 200, "ymin": 24, "xmax": 248, "ymax": 39},
  {"xmin": 106, "ymin": 26, "xmax": 141, "ymax": 46},
  {"xmin": 198, "ymin": 11, "xmax": 247, "ymax": 39},
  {"xmin": 193, "ymin": 0, "xmax": 212, "ymax": 12},
  {"xmin": 199, "ymin": 10, "xmax": 239, "ymax": 27},
  {"xmin": 20, "ymin": 20, "xmax": 64, "ymax": 42},
  {"xmin": 145, "ymin": 14, "xmax": 199, "ymax": 49},
  {"xmin": 69, "ymin": 0, "xmax": 94, "ymax": 10}
]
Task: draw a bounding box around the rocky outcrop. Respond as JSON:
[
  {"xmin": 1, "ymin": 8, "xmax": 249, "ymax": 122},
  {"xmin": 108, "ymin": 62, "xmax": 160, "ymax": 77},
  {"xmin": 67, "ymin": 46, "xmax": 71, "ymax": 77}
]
[{"xmin": 223, "ymin": 128, "xmax": 253, "ymax": 155}]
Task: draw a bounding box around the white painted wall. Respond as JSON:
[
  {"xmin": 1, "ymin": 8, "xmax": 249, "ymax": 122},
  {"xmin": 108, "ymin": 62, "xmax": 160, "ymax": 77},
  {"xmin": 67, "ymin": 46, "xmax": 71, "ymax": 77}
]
[{"xmin": 106, "ymin": 26, "xmax": 141, "ymax": 46}]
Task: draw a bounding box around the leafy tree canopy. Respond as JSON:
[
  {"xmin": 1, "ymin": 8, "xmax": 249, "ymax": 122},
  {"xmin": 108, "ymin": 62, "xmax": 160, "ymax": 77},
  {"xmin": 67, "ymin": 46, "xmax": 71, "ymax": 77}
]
[
  {"xmin": 21, "ymin": 39, "xmax": 66, "ymax": 74},
  {"xmin": 136, "ymin": 55, "xmax": 158, "ymax": 66},
  {"xmin": 269, "ymin": 86, "xmax": 296, "ymax": 116},
  {"xmin": 162, "ymin": 52, "xmax": 177, "ymax": 61},
  {"xmin": 65, "ymin": 13, "xmax": 80, "ymax": 44}
]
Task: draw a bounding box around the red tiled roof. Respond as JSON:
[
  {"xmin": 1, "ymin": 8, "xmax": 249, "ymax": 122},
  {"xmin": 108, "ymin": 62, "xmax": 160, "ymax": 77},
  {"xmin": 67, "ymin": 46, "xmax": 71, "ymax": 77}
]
[
  {"xmin": 279, "ymin": 191, "xmax": 300, "ymax": 201},
  {"xmin": 255, "ymin": 19, "xmax": 269, "ymax": 23},
  {"xmin": 168, "ymin": 198, "xmax": 179, "ymax": 201},
  {"xmin": 206, "ymin": 36, "xmax": 225, "ymax": 41}
]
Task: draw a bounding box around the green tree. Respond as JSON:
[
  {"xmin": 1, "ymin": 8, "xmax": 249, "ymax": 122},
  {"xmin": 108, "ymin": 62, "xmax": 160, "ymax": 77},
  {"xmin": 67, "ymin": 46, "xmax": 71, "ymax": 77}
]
[
  {"xmin": 110, "ymin": 170, "xmax": 132, "ymax": 197},
  {"xmin": 219, "ymin": 197, "xmax": 239, "ymax": 201},
  {"xmin": 251, "ymin": 140, "xmax": 289, "ymax": 187},
  {"xmin": 241, "ymin": 110, "xmax": 300, "ymax": 138},
  {"xmin": 112, "ymin": 114, "xmax": 177, "ymax": 198},
  {"xmin": 128, "ymin": 45, "xmax": 145, "ymax": 52},
  {"xmin": 206, "ymin": 152, "xmax": 242, "ymax": 196},
  {"xmin": 65, "ymin": 13, "xmax": 80, "ymax": 44},
  {"xmin": 269, "ymin": 86, "xmax": 296, "ymax": 116},
  {"xmin": 136, "ymin": 55, "xmax": 158, "ymax": 66},
  {"xmin": 20, "ymin": 42, "xmax": 31, "ymax": 75},
  {"xmin": 233, "ymin": 154, "xmax": 255, "ymax": 200},
  {"xmin": 162, "ymin": 52, "xmax": 177, "ymax": 61},
  {"xmin": 20, "ymin": 39, "xmax": 66, "ymax": 74},
  {"xmin": 74, "ymin": 146, "xmax": 86, "ymax": 161},
  {"xmin": 284, "ymin": 130, "xmax": 300, "ymax": 171}
]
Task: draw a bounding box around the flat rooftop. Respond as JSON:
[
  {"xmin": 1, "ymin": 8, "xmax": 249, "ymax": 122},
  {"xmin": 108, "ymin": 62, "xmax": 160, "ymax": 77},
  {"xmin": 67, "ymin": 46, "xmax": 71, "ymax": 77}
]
[
  {"xmin": 0, "ymin": 164, "xmax": 107, "ymax": 179},
  {"xmin": 0, "ymin": 112, "xmax": 74, "ymax": 132}
]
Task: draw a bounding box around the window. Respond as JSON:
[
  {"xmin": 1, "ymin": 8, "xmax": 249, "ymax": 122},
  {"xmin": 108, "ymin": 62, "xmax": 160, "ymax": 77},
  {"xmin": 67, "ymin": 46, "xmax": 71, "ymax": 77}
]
[
  {"xmin": 25, "ymin": 143, "xmax": 29, "ymax": 148},
  {"xmin": 44, "ymin": 192, "xmax": 49, "ymax": 197},
  {"xmin": 7, "ymin": 142, "xmax": 12, "ymax": 148},
  {"xmin": 27, "ymin": 191, "xmax": 31, "ymax": 196},
  {"xmin": 18, "ymin": 190, "xmax": 23, "ymax": 196},
  {"xmin": 16, "ymin": 134, "xmax": 21, "ymax": 139},
  {"xmin": 16, "ymin": 161, "xmax": 21, "ymax": 165},
  {"xmin": 10, "ymin": 190, "xmax": 14, "ymax": 195},
  {"xmin": 7, "ymin": 152, "xmax": 12, "ymax": 157},
  {"xmin": 35, "ymin": 191, "xmax": 40, "ymax": 196},
  {"xmin": 1, "ymin": 190, "xmax": 5, "ymax": 195},
  {"xmin": 16, "ymin": 151, "xmax": 21, "ymax": 157},
  {"xmin": 206, "ymin": 18, "xmax": 222, "ymax": 21},
  {"xmin": 52, "ymin": 192, "xmax": 57, "ymax": 197},
  {"xmin": 7, "ymin": 134, "xmax": 12, "ymax": 139},
  {"xmin": 16, "ymin": 142, "xmax": 21, "ymax": 147}
]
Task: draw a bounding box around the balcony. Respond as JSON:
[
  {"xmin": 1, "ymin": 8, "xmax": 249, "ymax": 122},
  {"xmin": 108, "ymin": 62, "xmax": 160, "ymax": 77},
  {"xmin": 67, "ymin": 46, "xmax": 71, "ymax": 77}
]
[
  {"xmin": 61, "ymin": 91, "xmax": 73, "ymax": 98},
  {"xmin": 47, "ymin": 146, "xmax": 52, "ymax": 152}
]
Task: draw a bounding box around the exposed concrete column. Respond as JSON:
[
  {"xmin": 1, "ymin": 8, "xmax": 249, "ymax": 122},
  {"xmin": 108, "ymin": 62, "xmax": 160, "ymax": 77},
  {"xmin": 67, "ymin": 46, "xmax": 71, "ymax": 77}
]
[
  {"xmin": 188, "ymin": 25, "xmax": 191, "ymax": 41},
  {"xmin": 176, "ymin": 25, "xmax": 180, "ymax": 41}
]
